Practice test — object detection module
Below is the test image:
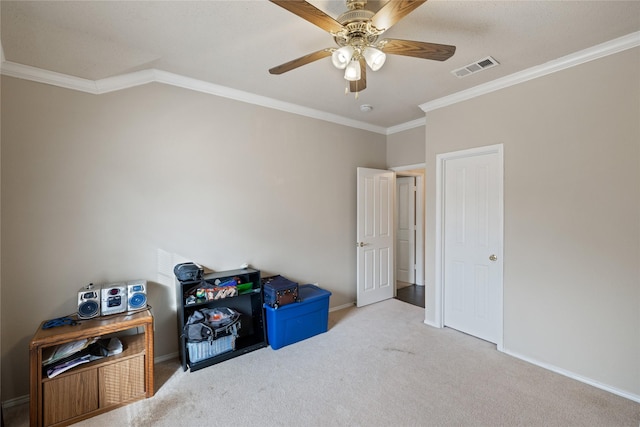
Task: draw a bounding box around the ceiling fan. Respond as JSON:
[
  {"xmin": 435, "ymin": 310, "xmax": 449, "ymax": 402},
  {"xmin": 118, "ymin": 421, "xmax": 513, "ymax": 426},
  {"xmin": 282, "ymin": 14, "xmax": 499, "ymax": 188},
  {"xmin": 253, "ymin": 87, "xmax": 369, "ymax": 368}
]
[{"xmin": 268, "ymin": 0, "xmax": 456, "ymax": 96}]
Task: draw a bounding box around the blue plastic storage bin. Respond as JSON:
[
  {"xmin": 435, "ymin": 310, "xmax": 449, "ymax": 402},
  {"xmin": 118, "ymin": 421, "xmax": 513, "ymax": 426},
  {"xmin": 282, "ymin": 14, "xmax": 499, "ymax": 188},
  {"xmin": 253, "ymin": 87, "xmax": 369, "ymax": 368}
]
[{"xmin": 264, "ymin": 284, "xmax": 331, "ymax": 350}]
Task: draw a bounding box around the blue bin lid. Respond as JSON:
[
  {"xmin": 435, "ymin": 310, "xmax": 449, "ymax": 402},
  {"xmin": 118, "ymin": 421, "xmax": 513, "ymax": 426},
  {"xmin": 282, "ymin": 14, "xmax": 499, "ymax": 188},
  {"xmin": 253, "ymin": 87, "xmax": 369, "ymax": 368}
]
[
  {"xmin": 298, "ymin": 284, "xmax": 331, "ymax": 303},
  {"xmin": 263, "ymin": 284, "xmax": 331, "ymax": 311}
]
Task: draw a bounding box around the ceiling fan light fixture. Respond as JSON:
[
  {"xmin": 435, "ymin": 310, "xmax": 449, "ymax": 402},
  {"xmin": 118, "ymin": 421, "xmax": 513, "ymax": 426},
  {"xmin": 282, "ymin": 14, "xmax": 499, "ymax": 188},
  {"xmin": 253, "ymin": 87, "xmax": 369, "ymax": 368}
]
[
  {"xmin": 363, "ymin": 47, "xmax": 386, "ymax": 71},
  {"xmin": 267, "ymin": 0, "xmax": 455, "ymax": 95},
  {"xmin": 344, "ymin": 60, "xmax": 361, "ymax": 81},
  {"xmin": 332, "ymin": 46, "xmax": 355, "ymax": 69}
]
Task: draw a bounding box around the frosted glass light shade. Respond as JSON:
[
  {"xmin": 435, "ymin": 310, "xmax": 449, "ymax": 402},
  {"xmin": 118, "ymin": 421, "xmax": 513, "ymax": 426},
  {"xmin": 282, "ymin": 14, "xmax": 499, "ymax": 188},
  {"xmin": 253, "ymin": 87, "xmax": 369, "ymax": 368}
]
[
  {"xmin": 331, "ymin": 46, "xmax": 355, "ymax": 69},
  {"xmin": 344, "ymin": 60, "xmax": 361, "ymax": 81},
  {"xmin": 363, "ymin": 47, "xmax": 386, "ymax": 71}
]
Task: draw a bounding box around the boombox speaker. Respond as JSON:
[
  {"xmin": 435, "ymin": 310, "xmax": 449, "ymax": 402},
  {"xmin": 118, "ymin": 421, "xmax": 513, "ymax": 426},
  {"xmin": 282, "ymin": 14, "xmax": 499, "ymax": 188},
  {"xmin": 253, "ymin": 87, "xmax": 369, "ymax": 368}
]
[
  {"xmin": 77, "ymin": 283, "xmax": 100, "ymax": 319},
  {"xmin": 127, "ymin": 280, "xmax": 148, "ymax": 312},
  {"xmin": 101, "ymin": 283, "xmax": 127, "ymax": 316}
]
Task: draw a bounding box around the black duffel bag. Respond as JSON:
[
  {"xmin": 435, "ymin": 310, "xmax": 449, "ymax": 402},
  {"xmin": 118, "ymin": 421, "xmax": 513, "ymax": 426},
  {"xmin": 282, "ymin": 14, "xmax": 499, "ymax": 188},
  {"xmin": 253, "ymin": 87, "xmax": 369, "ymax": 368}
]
[
  {"xmin": 183, "ymin": 308, "xmax": 241, "ymax": 342},
  {"xmin": 183, "ymin": 310, "xmax": 213, "ymax": 342}
]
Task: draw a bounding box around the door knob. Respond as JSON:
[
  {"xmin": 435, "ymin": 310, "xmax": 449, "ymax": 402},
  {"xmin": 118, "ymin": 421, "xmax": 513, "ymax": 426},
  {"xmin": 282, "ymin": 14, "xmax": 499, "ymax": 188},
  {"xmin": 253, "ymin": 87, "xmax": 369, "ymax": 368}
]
[
  {"xmin": 357, "ymin": 242, "xmax": 368, "ymax": 247},
  {"xmin": 489, "ymin": 254, "xmax": 497, "ymax": 262}
]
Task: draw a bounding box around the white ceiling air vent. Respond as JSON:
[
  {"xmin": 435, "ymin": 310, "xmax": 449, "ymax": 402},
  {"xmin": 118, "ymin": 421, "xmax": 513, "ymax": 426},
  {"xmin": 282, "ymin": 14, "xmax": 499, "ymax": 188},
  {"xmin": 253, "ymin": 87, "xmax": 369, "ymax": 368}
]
[{"xmin": 452, "ymin": 56, "xmax": 499, "ymax": 78}]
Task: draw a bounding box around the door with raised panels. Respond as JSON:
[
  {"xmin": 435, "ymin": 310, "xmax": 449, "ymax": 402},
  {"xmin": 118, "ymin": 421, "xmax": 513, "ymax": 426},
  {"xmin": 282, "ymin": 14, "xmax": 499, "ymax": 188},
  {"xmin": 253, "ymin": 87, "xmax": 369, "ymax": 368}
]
[
  {"xmin": 443, "ymin": 149, "xmax": 502, "ymax": 344},
  {"xmin": 356, "ymin": 167, "xmax": 395, "ymax": 307}
]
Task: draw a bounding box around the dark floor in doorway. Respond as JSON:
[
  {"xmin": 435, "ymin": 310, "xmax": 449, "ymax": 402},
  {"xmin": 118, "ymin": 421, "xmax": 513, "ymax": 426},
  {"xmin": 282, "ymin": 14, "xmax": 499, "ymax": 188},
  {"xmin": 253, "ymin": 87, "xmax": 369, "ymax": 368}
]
[{"xmin": 395, "ymin": 285, "xmax": 425, "ymax": 308}]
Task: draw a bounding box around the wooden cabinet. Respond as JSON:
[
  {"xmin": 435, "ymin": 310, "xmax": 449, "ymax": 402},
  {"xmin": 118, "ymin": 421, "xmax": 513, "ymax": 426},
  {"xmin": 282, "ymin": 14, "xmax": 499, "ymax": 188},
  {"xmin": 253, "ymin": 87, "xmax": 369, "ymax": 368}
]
[
  {"xmin": 43, "ymin": 370, "xmax": 98, "ymax": 425},
  {"xmin": 30, "ymin": 310, "xmax": 154, "ymax": 427},
  {"xmin": 176, "ymin": 268, "xmax": 267, "ymax": 372}
]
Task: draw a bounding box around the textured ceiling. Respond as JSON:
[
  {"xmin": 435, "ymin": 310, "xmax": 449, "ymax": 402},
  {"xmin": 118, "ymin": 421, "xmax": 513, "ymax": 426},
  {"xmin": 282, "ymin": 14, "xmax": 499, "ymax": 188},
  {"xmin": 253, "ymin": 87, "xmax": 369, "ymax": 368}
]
[{"xmin": 2, "ymin": 1, "xmax": 640, "ymax": 129}]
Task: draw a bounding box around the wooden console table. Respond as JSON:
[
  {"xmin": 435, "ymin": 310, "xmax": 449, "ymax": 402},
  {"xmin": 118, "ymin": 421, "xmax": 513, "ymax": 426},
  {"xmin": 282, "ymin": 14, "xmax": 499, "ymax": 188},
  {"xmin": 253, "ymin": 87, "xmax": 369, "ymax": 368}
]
[{"xmin": 29, "ymin": 309, "xmax": 154, "ymax": 427}]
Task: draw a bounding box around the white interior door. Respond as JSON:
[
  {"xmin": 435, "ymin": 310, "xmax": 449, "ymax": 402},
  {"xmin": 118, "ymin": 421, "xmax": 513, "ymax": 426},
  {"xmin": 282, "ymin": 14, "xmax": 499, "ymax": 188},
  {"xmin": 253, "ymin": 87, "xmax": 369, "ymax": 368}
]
[
  {"xmin": 441, "ymin": 147, "xmax": 503, "ymax": 344},
  {"xmin": 357, "ymin": 167, "xmax": 395, "ymax": 307},
  {"xmin": 396, "ymin": 177, "xmax": 416, "ymax": 284}
]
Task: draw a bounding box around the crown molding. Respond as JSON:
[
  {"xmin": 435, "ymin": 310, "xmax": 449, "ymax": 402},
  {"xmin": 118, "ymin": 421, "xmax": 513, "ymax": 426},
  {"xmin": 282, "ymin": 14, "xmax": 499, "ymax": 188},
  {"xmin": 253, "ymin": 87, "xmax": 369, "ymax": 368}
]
[
  {"xmin": 1, "ymin": 60, "xmax": 100, "ymax": 92},
  {"xmin": 390, "ymin": 163, "xmax": 426, "ymax": 172},
  {"xmin": 419, "ymin": 31, "xmax": 640, "ymax": 113},
  {"xmin": 0, "ymin": 61, "xmax": 387, "ymax": 135},
  {"xmin": 2, "ymin": 31, "xmax": 637, "ymax": 134},
  {"xmin": 152, "ymin": 70, "xmax": 387, "ymax": 134},
  {"xmin": 94, "ymin": 69, "xmax": 157, "ymax": 93},
  {"xmin": 386, "ymin": 117, "xmax": 426, "ymax": 135}
]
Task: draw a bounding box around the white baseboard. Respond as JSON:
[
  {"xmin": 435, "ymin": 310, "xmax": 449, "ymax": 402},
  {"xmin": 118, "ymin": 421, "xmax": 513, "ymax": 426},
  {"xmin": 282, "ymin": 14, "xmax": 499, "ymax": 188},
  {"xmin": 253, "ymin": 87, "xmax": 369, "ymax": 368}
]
[
  {"xmin": 1, "ymin": 394, "xmax": 29, "ymax": 409},
  {"xmin": 155, "ymin": 351, "xmax": 179, "ymax": 363},
  {"xmin": 419, "ymin": 323, "xmax": 640, "ymax": 403},
  {"xmin": 501, "ymin": 347, "xmax": 640, "ymax": 404},
  {"xmin": 1, "ymin": 352, "xmax": 181, "ymax": 409},
  {"xmin": 2, "ymin": 301, "xmax": 352, "ymax": 409},
  {"xmin": 6, "ymin": 338, "xmax": 637, "ymax": 411},
  {"xmin": 330, "ymin": 302, "xmax": 355, "ymax": 312},
  {"xmin": 423, "ymin": 318, "xmax": 441, "ymax": 328}
]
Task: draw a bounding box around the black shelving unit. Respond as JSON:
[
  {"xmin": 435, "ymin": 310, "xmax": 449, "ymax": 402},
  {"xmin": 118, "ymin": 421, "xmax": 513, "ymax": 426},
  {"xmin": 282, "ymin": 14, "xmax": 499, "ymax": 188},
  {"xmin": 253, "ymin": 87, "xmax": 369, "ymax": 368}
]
[{"xmin": 176, "ymin": 268, "xmax": 267, "ymax": 372}]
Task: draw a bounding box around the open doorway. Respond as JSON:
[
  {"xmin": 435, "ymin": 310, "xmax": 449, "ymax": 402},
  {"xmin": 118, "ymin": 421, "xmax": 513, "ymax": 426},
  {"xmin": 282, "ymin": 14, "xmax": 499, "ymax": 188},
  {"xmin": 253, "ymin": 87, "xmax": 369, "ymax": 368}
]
[
  {"xmin": 355, "ymin": 165, "xmax": 426, "ymax": 309},
  {"xmin": 392, "ymin": 165, "xmax": 425, "ymax": 308}
]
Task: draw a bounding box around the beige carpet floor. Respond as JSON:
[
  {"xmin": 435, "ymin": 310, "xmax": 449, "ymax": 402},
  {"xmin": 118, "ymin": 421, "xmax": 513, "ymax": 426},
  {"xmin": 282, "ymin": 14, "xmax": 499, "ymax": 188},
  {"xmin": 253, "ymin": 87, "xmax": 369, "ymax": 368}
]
[{"xmin": 5, "ymin": 298, "xmax": 639, "ymax": 426}]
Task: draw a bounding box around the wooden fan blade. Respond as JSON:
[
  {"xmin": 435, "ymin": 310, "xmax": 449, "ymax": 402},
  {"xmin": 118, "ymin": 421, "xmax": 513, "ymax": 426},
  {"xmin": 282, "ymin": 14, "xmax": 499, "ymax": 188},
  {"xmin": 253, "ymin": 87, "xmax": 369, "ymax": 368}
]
[
  {"xmin": 370, "ymin": 0, "xmax": 427, "ymax": 32},
  {"xmin": 269, "ymin": 0, "xmax": 344, "ymax": 33},
  {"xmin": 381, "ymin": 38, "xmax": 456, "ymax": 61},
  {"xmin": 269, "ymin": 49, "xmax": 332, "ymax": 75},
  {"xmin": 350, "ymin": 59, "xmax": 367, "ymax": 93}
]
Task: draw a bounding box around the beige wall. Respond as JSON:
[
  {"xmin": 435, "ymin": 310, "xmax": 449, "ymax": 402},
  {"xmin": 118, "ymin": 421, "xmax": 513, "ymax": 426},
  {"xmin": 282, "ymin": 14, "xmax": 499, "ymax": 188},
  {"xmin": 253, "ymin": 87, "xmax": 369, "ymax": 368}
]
[
  {"xmin": 2, "ymin": 46, "xmax": 638, "ymax": 404},
  {"xmin": 0, "ymin": 77, "xmax": 386, "ymax": 400},
  {"xmin": 0, "ymin": 72, "xmax": 3, "ymax": 406},
  {"xmin": 425, "ymin": 47, "xmax": 640, "ymax": 397},
  {"xmin": 386, "ymin": 125, "xmax": 425, "ymax": 169}
]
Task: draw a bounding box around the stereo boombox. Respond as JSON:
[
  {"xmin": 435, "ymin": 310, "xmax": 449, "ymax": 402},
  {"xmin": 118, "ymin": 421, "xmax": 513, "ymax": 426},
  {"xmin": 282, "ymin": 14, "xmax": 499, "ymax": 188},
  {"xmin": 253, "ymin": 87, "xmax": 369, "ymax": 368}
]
[{"xmin": 77, "ymin": 280, "xmax": 148, "ymax": 319}]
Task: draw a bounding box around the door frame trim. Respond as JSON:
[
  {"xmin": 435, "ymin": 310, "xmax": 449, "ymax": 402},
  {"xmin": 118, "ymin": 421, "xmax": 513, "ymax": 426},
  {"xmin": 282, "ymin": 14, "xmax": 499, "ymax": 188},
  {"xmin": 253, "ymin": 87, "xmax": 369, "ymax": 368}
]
[
  {"xmin": 395, "ymin": 176, "xmax": 417, "ymax": 286},
  {"xmin": 391, "ymin": 164, "xmax": 425, "ymax": 287},
  {"xmin": 434, "ymin": 144, "xmax": 504, "ymax": 351}
]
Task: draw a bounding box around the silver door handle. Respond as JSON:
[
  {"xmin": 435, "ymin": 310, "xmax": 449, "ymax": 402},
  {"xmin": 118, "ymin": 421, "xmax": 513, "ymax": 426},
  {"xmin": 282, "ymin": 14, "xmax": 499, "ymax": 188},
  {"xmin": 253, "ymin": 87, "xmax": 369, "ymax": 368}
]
[
  {"xmin": 489, "ymin": 254, "xmax": 497, "ymax": 262},
  {"xmin": 357, "ymin": 242, "xmax": 369, "ymax": 247}
]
